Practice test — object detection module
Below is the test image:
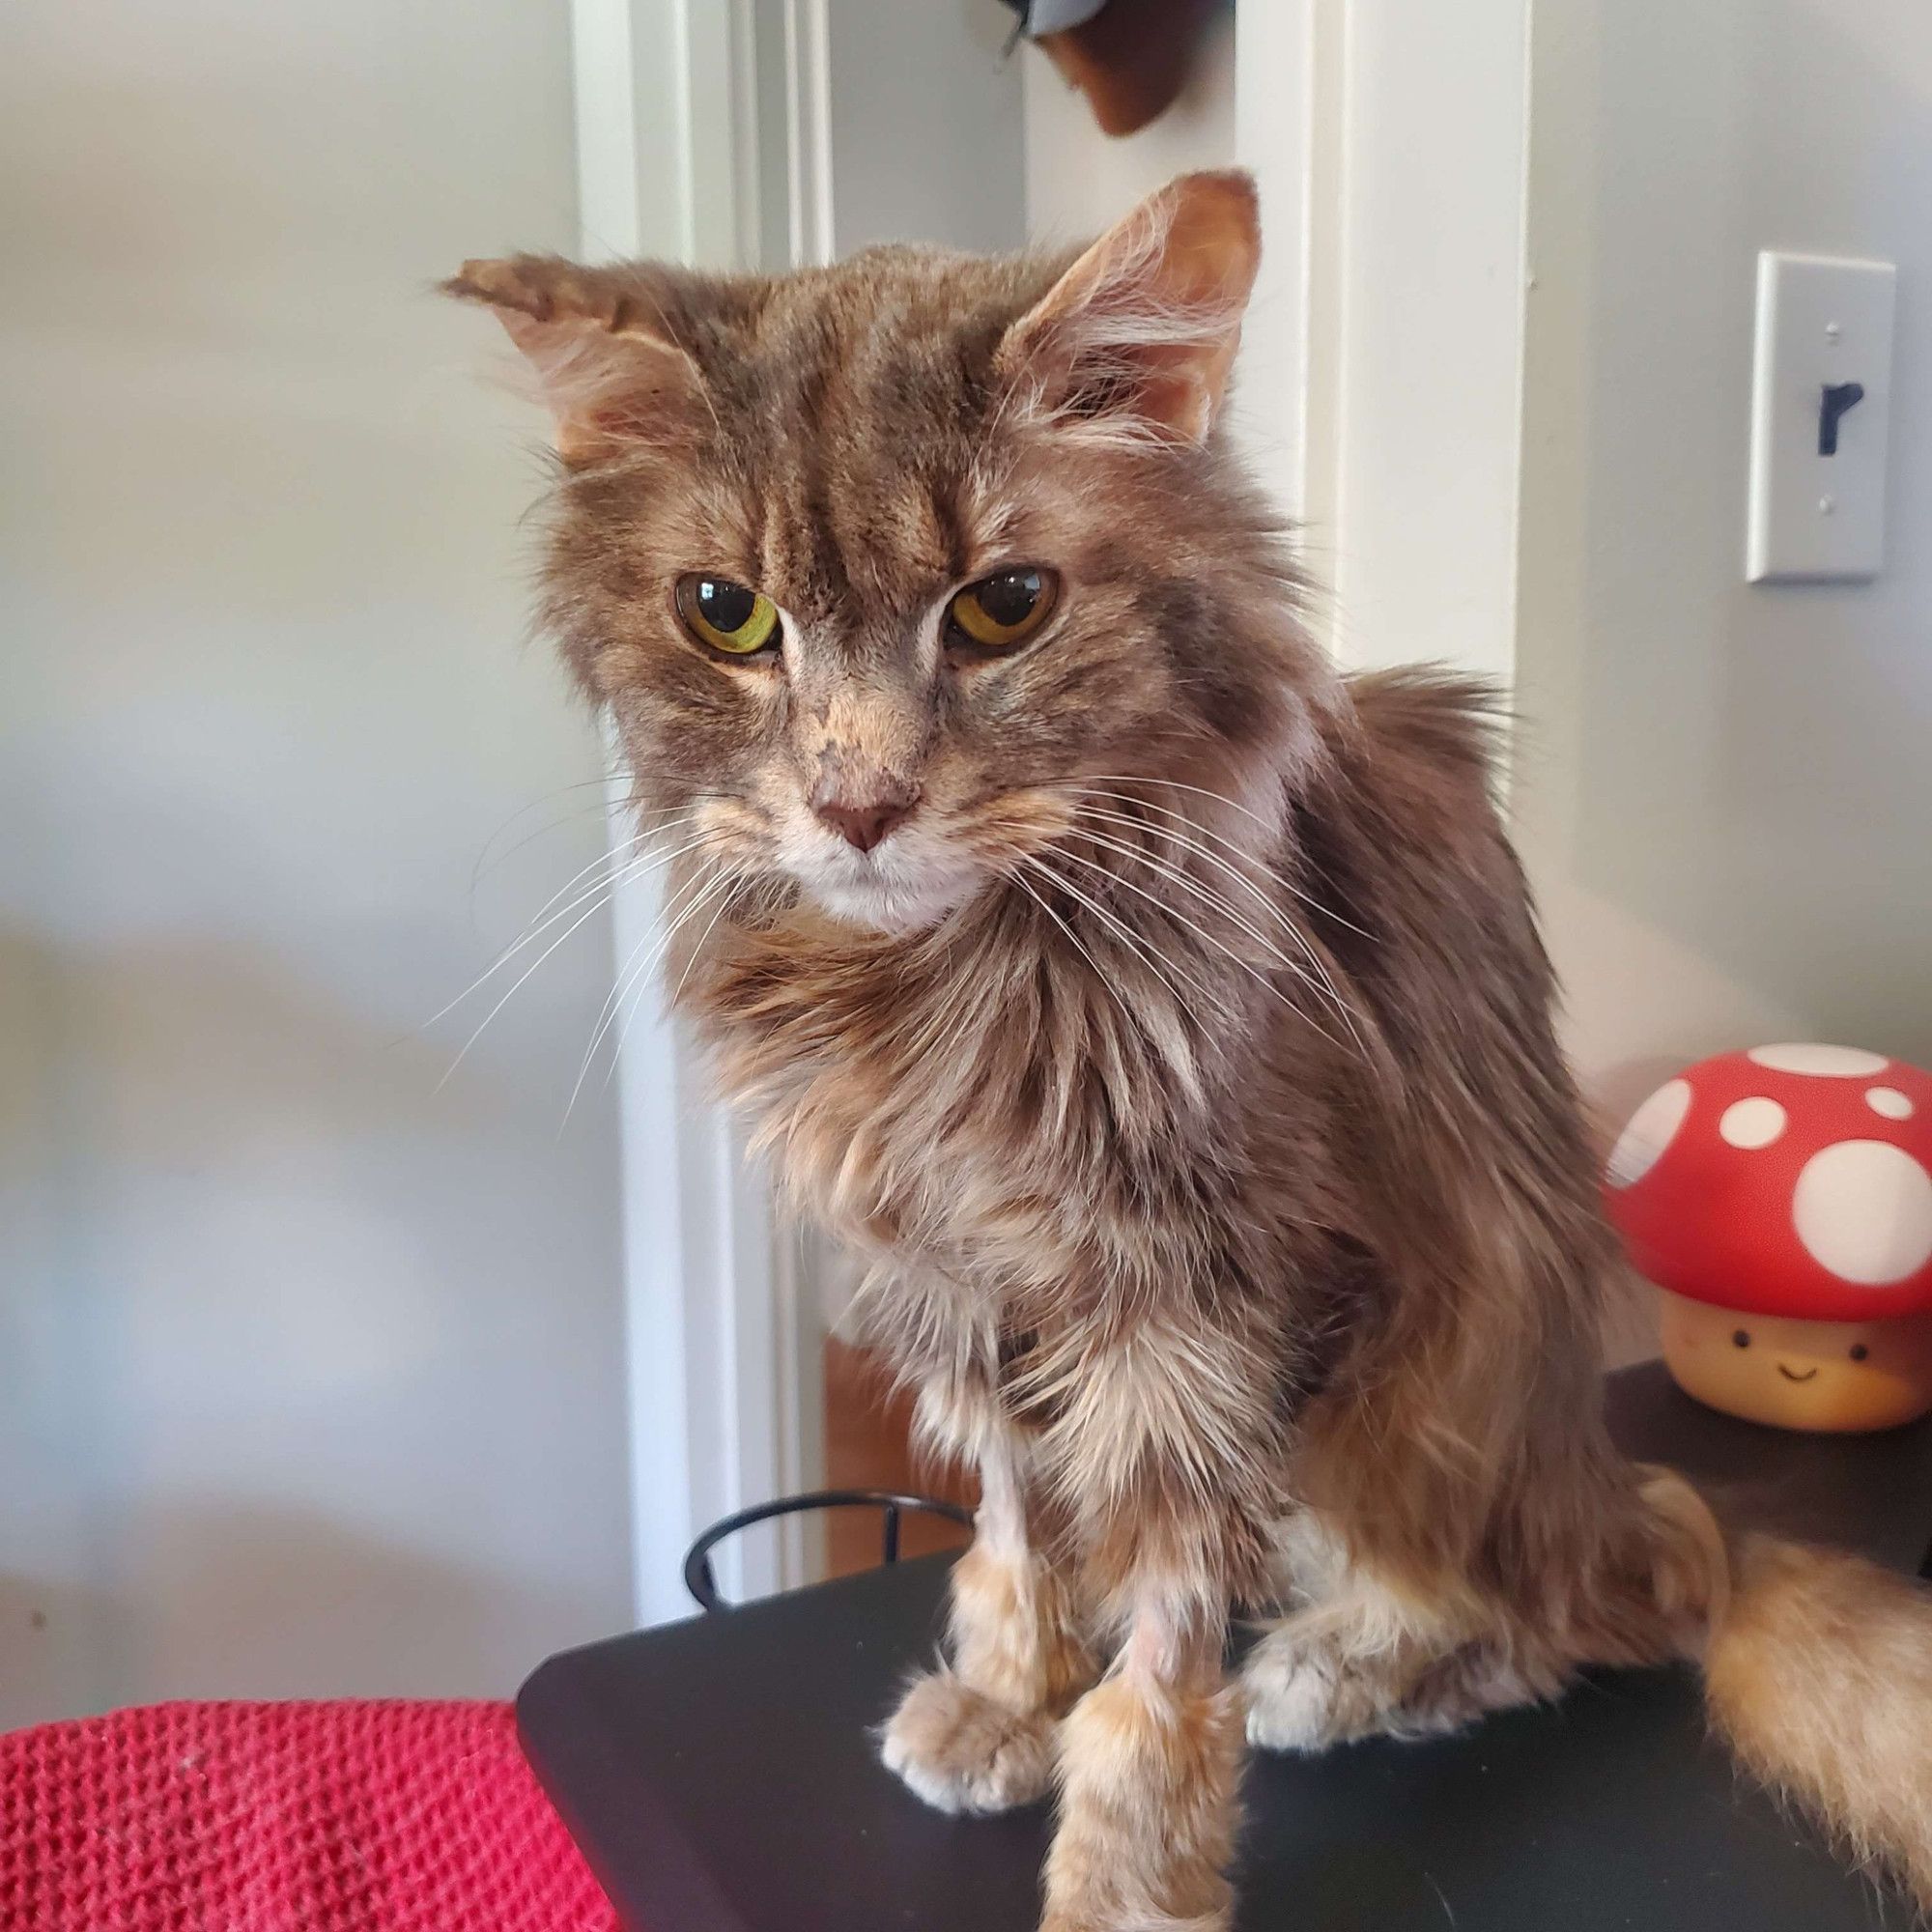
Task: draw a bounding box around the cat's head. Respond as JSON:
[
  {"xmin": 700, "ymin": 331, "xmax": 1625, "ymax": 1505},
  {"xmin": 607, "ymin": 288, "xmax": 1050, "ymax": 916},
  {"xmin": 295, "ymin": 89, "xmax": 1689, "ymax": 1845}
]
[{"xmin": 449, "ymin": 171, "xmax": 1323, "ymax": 934}]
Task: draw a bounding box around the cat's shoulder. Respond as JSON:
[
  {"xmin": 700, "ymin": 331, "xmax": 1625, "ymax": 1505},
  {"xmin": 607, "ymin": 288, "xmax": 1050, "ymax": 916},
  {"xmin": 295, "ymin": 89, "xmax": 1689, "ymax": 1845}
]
[
  {"xmin": 1337, "ymin": 665, "xmax": 1509, "ymax": 794},
  {"xmin": 1303, "ymin": 664, "xmax": 1524, "ymax": 905}
]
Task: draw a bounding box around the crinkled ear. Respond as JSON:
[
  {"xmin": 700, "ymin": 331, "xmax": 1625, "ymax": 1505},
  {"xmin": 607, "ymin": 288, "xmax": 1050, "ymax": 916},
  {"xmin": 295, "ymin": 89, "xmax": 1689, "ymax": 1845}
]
[
  {"xmin": 442, "ymin": 255, "xmax": 705, "ymax": 464},
  {"xmin": 997, "ymin": 170, "xmax": 1261, "ymax": 444}
]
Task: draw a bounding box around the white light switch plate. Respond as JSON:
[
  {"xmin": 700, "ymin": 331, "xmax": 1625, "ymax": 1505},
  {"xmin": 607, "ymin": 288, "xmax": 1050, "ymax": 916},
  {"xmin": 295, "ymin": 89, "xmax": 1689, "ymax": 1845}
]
[{"xmin": 1746, "ymin": 251, "xmax": 1895, "ymax": 582}]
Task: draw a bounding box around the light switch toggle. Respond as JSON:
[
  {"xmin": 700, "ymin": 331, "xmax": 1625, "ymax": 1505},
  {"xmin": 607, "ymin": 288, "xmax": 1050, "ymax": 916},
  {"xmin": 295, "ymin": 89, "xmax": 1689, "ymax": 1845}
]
[{"xmin": 1818, "ymin": 381, "xmax": 1865, "ymax": 457}]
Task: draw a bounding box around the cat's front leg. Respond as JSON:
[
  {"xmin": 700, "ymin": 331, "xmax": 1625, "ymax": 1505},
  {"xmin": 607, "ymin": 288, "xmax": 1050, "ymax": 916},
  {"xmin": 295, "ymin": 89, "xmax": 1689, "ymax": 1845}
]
[
  {"xmin": 1041, "ymin": 1591, "xmax": 1242, "ymax": 1932},
  {"xmin": 882, "ymin": 1400, "xmax": 1095, "ymax": 1814},
  {"xmin": 1037, "ymin": 1322, "xmax": 1264, "ymax": 1932}
]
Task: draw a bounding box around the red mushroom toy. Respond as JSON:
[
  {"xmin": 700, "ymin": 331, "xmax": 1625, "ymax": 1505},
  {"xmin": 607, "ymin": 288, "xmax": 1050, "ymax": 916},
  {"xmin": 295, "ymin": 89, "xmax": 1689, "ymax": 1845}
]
[{"xmin": 1605, "ymin": 1043, "xmax": 1932, "ymax": 1432}]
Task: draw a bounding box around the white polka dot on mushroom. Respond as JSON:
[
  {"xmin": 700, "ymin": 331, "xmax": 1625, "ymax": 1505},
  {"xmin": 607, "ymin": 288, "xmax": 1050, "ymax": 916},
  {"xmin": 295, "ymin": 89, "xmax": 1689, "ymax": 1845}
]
[
  {"xmin": 1719, "ymin": 1096, "xmax": 1786, "ymax": 1150},
  {"xmin": 1746, "ymin": 1042, "xmax": 1889, "ymax": 1077},
  {"xmin": 1866, "ymin": 1087, "xmax": 1915, "ymax": 1121},
  {"xmin": 1606, "ymin": 1078, "xmax": 1692, "ymax": 1188},
  {"xmin": 1790, "ymin": 1140, "xmax": 1932, "ymax": 1286}
]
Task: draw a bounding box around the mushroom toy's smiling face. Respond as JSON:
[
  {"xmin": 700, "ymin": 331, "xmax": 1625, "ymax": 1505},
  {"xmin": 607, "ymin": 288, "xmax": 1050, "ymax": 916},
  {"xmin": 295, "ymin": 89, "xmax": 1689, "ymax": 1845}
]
[
  {"xmin": 1605, "ymin": 1043, "xmax": 1932, "ymax": 1434},
  {"xmin": 1659, "ymin": 1292, "xmax": 1932, "ymax": 1433}
]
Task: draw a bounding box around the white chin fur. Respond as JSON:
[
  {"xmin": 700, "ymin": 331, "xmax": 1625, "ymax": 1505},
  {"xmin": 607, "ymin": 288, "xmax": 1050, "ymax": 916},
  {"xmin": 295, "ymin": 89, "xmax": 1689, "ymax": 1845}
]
[
  {"xmin": 809, "ymin": 873, "xmax": 973, "ymax": 934},
  {"xmin": 795, "ymin": 843, "xmax": 984, "ymax": 934}
]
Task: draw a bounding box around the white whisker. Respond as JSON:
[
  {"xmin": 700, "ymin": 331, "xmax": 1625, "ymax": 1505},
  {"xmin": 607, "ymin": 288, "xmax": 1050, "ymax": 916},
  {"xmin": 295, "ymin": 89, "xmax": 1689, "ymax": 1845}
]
[
  {"xmin": 430, "ymin": 851, "xmax": 634, "ymax": 1031},
  {"xmin": 664, "ymin": 868, "xmax": 741, "ymax": 1011},
  {"xmin": 1058, "ymin": 795, "xmax": 1363, "ymax": 1039},
  {"xmin": 438, "ymin": 883, "xmax": 625, "ymax": 1091},
  {"xmin": 423, "ymin": 828, "xmax": 711, "ymax": 1030},
  {"xmin": 515, "ymin": 810, "xmax": 697, "ymax": 940},
  {"xmin": 1065, "ymin": 822, "xmax": 1360, "ymax": 1040},
  {"xmin": 599, "ymin": 864, "xmax": 741, "ymax": 1093},
  {"xmin": 1008, "ymin": 866, "xmax": 1145, "ymax": 1058},
  {"xmin": 1048, "ymin": 844, "xmax": 1353, "ymax": 1059},
  {"xmin": 561, "ymin": 859, "xmax": 722, "ymax": 1124},
  {"xmin": 1051, "ymin": 773, "xmax": 1376, "ymax": 940},
  {"xmin": 1017, "ymin": 850, "xmax": 1221, "ymax": 1025},
  {"xmin": 469, "ymin": 786, "xmax": 684, "ymax": 899}
]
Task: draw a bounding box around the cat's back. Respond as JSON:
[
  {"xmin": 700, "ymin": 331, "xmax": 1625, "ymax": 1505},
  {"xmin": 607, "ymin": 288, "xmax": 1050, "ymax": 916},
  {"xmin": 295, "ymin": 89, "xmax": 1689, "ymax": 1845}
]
[
  {"xmin": 1338, "ymin": 665, "xmax": 1506, "ymax": 810},
  {"xmin": 1294, "ymin": 664, "xmax": 1523, "ymax": 933},
  {"xmin": 1296, "ymin": 664, "xmax": 1562, "ymax": 1082}
]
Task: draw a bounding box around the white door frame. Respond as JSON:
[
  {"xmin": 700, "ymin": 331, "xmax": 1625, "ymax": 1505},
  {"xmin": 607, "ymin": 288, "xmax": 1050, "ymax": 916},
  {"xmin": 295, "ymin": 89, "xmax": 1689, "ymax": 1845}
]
[{"xmin": 1236, "ymin": 0, "xmax": 1532, "ymax": 685}]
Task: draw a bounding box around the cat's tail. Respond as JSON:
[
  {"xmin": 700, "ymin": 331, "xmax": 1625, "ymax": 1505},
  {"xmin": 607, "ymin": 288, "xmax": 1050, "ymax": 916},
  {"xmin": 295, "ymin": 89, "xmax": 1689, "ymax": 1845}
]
[{"xmin": 1649, "ymin": 1472, "xmax": 1932, "ymax": 1909}]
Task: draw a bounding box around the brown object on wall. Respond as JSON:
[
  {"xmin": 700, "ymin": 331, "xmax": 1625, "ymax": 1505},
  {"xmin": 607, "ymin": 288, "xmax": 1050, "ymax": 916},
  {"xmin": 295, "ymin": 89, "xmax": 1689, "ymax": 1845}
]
[{"xmin": 1035, "ymin": 0, "xmax": 1223, "ymax": 138}]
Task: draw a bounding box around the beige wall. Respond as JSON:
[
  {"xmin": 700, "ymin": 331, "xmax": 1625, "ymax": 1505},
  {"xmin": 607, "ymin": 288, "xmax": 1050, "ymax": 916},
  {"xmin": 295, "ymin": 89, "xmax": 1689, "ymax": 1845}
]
[
  {"xmin": 828, "ymin": 0, "xmax": 1027, "ymax": 257},
  {"xmin": 1517, "ymin": 0, "xmax": 1932, "ymax": 1131},
  {"xmin": 0, "ymin": 0, "xmax": 633, "ymax": 1720}
]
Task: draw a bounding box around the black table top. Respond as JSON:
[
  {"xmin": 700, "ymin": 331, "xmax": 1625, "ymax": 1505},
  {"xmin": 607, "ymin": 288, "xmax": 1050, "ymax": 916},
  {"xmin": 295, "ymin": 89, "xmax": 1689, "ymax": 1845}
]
[{"xmin": 520, "ymin": 1365, "xmax": 1932, "ymax": 1932}]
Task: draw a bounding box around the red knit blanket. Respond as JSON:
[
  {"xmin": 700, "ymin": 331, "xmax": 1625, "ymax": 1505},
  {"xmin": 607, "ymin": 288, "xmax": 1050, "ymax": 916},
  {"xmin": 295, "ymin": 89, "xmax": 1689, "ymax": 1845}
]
[{"xmin": 0, "ymin": 1699, "xmax": 618, "ymax": 1931}]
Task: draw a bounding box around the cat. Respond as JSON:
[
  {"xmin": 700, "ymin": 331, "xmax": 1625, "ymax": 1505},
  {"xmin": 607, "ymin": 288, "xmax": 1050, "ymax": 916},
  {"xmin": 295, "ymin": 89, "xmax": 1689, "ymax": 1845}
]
[{"xmin": 448, "ymin": 171, "xmax": 1932, "ymax": 1931}]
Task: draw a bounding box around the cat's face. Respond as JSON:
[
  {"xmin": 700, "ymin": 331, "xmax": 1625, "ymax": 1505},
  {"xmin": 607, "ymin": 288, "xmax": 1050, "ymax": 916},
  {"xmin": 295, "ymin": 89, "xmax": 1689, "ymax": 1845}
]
[{"xmin": 455, "ymin": 174, "xmax": 1313, "ymax": 933}]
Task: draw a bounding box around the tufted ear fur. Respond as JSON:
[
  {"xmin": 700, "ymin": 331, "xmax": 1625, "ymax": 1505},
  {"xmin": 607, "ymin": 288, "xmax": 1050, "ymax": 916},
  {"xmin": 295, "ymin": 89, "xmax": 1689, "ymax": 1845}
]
[
  {"xmin": 997, "ymin": 169, "xmax": 1261, "ymax": 444},
  {"xmin": 442, "ymin": 255, "xmax": 705, "ymax": 465}
]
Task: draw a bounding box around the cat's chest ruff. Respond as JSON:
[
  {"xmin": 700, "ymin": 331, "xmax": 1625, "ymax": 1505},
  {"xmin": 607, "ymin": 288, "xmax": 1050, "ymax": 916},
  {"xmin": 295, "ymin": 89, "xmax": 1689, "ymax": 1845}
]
[
  {"xmin": 696, "ymin": 914, "xmax": 1211, "ymax": 1287},
  {"xmin": 718, "ymin": 992, "xmax": 1091, "ymax": 1278}
]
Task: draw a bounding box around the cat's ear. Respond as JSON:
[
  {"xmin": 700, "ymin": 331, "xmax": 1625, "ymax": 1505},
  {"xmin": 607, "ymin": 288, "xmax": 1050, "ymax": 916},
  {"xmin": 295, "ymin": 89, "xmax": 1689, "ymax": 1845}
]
[
  {"xmin": 442, "ymin": 256, "xmax": 704, "ymax": 464},
  {"xmin": 998, "ymin": 170, "xmax": 1260, "ymax": 443}
]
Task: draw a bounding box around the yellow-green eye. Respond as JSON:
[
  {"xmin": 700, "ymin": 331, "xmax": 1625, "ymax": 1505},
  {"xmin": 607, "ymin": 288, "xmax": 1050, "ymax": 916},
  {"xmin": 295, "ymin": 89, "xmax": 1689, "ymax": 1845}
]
[
  {"xmin": 675, "ymin": 575, "xmax": 781, "ymax": 656},
  {"xmin": 945, "ymin": 567, "xmax": 1058, "ymax": 652}
]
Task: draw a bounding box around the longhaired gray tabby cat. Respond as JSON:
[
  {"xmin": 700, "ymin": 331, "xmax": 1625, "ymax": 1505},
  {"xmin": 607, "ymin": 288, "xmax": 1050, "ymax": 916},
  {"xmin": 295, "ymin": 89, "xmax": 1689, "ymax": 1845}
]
[{"xmin": 449, "ymin": 174, "xmax": 1932, "ymax": 1930}]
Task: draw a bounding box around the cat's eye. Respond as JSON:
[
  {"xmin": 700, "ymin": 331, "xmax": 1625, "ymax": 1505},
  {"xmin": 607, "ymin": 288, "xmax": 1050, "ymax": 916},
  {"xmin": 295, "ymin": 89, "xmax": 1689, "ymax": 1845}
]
[
  {"xmin": 1850, "ymin": 1343, "xmax": 1870, "ymax": 1362},
  {"xmin": 945, "ymin": 567, "xmax": 1059, "ymax": 653},
  {"xmin": 675, "ymin": 575, "xmax": 781, "ymax": 656},
  {"xmin": 1731, "ymin": 1329, "xmax": 1750, "ymax": 1349}
]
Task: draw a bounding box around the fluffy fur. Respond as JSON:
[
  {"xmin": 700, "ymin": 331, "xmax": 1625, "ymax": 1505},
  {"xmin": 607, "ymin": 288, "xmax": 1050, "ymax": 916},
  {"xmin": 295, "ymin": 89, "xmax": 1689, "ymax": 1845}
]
[{"xmin": 449, "ymin": 171, "xmax": 1932, "ymax": 1930}]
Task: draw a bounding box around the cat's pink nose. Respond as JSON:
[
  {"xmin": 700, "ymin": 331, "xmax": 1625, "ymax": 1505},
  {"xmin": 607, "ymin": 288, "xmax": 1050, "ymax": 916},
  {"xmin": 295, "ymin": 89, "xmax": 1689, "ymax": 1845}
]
[{"xmin": 812, "ymin": 788, "xmax": 916, "ymax": 853}]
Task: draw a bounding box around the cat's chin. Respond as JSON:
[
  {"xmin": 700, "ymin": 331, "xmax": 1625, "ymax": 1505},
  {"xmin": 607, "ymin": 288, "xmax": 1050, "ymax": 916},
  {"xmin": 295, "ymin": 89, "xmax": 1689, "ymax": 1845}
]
[{"xmin": 804, "ymin": 867, "xmax": 983, "ymax": 936}]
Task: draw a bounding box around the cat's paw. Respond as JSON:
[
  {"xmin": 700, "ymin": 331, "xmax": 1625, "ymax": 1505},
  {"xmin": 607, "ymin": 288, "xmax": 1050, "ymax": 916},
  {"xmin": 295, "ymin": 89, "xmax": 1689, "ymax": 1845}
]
[
  {"xmin": 1241, "ymin": 1637, "xmax": 1342, "ymax": 1752},
  {"xmin": 880, "ymin": 1670, "xmax": 1056, "ymax": 1814},
  {"xmin": 1243, "ymin": 1624, "xmax": 1539, "ymax": 1751}
]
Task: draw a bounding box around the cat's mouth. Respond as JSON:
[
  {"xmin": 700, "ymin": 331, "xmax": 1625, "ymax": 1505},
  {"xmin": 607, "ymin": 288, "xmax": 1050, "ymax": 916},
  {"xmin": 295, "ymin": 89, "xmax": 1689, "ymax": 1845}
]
[{"xmin": 1776, "ymin": 1363, "xmax": 1819, "ymax": 1383}]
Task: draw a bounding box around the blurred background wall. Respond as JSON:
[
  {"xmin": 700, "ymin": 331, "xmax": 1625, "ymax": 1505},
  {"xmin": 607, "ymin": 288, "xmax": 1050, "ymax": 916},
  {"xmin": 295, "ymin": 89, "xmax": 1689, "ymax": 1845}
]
[
  {"xmin": 1516, "ymin": 0, "xmax": 1932, "ymax": 1112},
  {"xmin": 0, "ymin": 0, "xmax": 633, "ymax": 1722}
]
